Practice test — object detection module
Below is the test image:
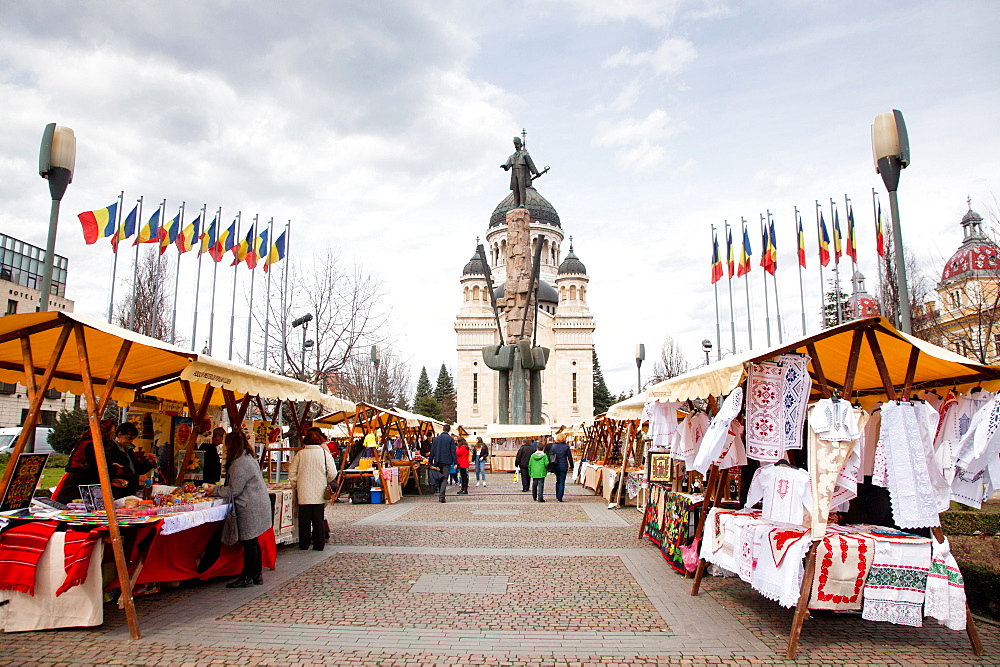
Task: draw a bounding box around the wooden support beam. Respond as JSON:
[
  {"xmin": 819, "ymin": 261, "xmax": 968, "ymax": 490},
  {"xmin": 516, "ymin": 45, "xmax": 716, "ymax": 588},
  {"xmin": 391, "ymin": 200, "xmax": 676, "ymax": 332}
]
[
  {"xmin": 0, "ymin": 323, "xmax": 73, "ymax": 500},
  {"xmin": 786, "ymin": 541, "xmax": 819, "ymax": 659},
  {"xmin": 237, "ymin": 394, "xmax": 252, "ymax": 424},
  {"xmin": 19, "ymin": 337, "xmax": 37, "ymax": 404},
  {"xmin": 840, "ymin": 328, "xmax": 865, "ymax": 398},
  {"xmin": 95, "ymin": 340, "xmax": 133, "ymax": 418},
  {"xmin": 0, "ymin": 317, "xmax": 67, "ymax": 345},
  {"xmin": 691, "ymin": 463, "xmax": 723, "ymax": 595},
  {"xmin": 222, "ymin": 389, "xmax": 240, "ymax": 425},
  {"xmin": 864, "ymin": 328, "xmax": 897, "ymax": 400},
  {"xmin": 901, "ymin": 347, "xmax": 921, "ymax": 401},
  {"xmin": 173, "ymin": 381, "xmax": 214, "ymax": 486},
  {"xmin": 806, "ymin": 343, "xmax": 831, "ymax": 399},
  {"xmin": 72, "ymin": 322, "xmax": 141, "ymax": 640}
]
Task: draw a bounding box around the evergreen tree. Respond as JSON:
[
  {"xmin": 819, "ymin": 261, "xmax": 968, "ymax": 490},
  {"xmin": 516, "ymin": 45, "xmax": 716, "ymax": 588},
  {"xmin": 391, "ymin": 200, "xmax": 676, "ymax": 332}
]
[
  {"xmin": 822, "ymin": 279, "xmax": 851, "ymax": 328},
  {"xmin": 592, "ymin": 350, "xmax": 614, "ymax": 416},
  {"xmin": 48, "ymin": 408, "xmax": 90, "ymax": 454},
  {"xmin": 412, "ymin": 366, "xmax": 441, "ymax": 419},
  {"xmin": 434, "ymin": 363, "xmax": 457, "ymax": 423}
]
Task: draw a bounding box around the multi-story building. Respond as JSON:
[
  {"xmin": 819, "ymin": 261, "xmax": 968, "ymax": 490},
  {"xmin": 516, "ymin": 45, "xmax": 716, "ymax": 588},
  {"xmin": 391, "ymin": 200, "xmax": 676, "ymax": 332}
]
[{"xmin": 0, "ymin": 233, "xmax": 75, "ymax": 427}]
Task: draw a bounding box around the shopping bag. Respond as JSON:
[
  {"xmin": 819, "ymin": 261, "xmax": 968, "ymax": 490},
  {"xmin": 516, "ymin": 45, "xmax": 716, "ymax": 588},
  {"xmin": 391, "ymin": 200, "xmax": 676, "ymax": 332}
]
[
  {"xmin": 427, "ymin": 468, "xmax": 445, "ymax": 488},
  {"xmin": 221, "ymin": 488, "xmax": 239, "ymax": 546}
]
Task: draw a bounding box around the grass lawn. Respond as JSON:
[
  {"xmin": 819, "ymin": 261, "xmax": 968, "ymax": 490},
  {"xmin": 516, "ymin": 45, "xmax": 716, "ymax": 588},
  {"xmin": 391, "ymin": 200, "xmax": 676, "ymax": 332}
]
[{"xmin": 0, "ymin": 455, "xmax": 66, "ymax": 493}]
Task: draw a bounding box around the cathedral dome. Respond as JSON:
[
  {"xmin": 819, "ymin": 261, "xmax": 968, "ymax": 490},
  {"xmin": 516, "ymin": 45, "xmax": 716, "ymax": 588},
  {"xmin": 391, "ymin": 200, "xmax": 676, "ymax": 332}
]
[
  {"xmin": 557, "ymin": 245, "xmax": 586, "ymax": 275},
  {"xmin": 940, "ymin": 203, "xmax": 1000, "ymax": 283},
  {"xmin": 492, "ymin": 280, "xmax": 559, "ymax": 306},
  {"xmin": 489, "ymin": 187, "xmax": 561, "ymax": 229},
  {"xmin": 462, "ymin": 249, "xmax": 486, "ymax": 276}
]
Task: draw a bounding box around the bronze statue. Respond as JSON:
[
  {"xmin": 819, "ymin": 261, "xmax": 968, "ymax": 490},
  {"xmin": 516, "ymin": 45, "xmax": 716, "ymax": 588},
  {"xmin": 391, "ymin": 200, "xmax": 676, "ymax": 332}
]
[{"xmin": 501, "ymin": 136, "xmax": 542, "ymax": 208}]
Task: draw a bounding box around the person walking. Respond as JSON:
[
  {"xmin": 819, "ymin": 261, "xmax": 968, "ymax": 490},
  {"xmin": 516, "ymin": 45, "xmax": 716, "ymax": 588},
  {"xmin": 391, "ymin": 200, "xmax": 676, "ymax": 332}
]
[
  {"xmin": 528, "ymin": 442, "xmax": 550, "ymax": 502},
  {"xmin": 428, "ymin": 425, "xmax": 456, "ymax": 503},
  {"xmin": 288, "ymin": 427, "xmax": 338, "ymax": 551},
  {"xmin": 473, "ymin": 437, "xmax": 489, "ymax": 487},
  {"xmin": 206, "ymin": 431, "xmax": 273, "ymax": 588},
  {"xmin": 548, "ymin": 435, "xmax": 574, "ymax": 502},
  {"xmin": 455, "ymin": 436, "xmax": 470, "ymax": 494},
  {"xmin": 515, "ymin": 440, "xmax": 535, "ymax": 493}
]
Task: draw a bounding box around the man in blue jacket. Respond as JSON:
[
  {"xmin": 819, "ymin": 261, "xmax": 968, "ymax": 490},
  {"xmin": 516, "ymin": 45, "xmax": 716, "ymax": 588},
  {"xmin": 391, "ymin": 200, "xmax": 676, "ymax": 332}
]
[
  {"xmin": 428, "ymin": 425, "xmax": 456, "ymax": 503},
  {"xmin": 548, "ymin": 436, "xmax": 574, "ymax": 502}
]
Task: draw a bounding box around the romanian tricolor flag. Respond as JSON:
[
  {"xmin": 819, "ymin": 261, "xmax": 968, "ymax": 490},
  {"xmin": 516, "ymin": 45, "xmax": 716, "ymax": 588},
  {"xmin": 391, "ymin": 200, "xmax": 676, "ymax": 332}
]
[
  {"xmin": 737, "ymin": 226, "xmax": 752, "ymax": 278},
  {"xmin": 766, "ymin": 219, "xmax": 778, "ymax": 275},
  {"xmin": 264, "ymin": 231, "xmax": 287, "ymax": 273},
  {"xmin": 726, "ymin": 227, "xmax": 735, "ymax": 278},
  {"xmin": 818, "ymin": 212, "xmax": 831, "ymax": 267},
  {"xmin": 710, "ymin": 232, "xmax": 723, "ymax": 284},
  {"xmin": 232, "ymin": 226, "xmax": 253, "ymax": 266},
  {"xmin": 158, "ymin": 213, "xmax": 180, "ymax": 255},
  {"xmin": 875, "ymin": 201, "xmax": 886, "ymax": 257},
  {"xmin": 135, "ymin": 208, "xmax": 161, "ymax": 244},
  {"xmin": 759, "ymin": 224, "xmax": 772, "ymax": 273},
  {"xmin": 111, "ymin": 204, "xmax": 137, "ymax": 252},
  {"xmin": 212, "ymin": 219, "xmax": 236, "ymax": 262},
  {"xmin": 78, "ymin": 202, "xmax": 118, "ymax": 245},
  {"xmin": 199, "ymin": 217, "xmax": 217, "ymax": 256},
  {"xmin": 796, "ymin": 213, "xmax": 807, "ymax": 268},
  {"xmin": 246, "ymin": 228, "xmax": 268, "ymax": 270},
  {"xmin": 846, "ymin": 203, "xmax": 857, "ymax": 263},
  {"xmin": 175, "ymin": 215, "xmax": 200, "ymax": 254},
  {"xmin": 832, "ymin": 209, "xmax": 843, "ymax": 264}
]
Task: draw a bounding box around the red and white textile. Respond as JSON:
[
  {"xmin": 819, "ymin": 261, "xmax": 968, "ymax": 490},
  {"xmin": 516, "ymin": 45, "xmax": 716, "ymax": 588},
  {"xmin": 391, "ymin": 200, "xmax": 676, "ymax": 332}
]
[
  {"xmin": 924, "ymin": 536, "xmax": 966, "ymax": 631},
  {"xmin": 644, "ymin": 401, "xmax": 680, "ymax": 448},
  {"xmin": 752, "ymin": 523, "xmax": 810, "ymax": 608},
  {"xmin": 691, "ymin": 387, "xmax": 743, "ymax": 475},
  {"xmin": 807, "ymin": 400, "xmax": 859, "ymax": 539},
  {"xmin": 672, "ymin": 411, "xmax": 709, "ymax": 465},
  {"xmin": 746, "ymin": 362, "xmax": 785, "ymax": 462},
  {"xmin": 745, "ymin": 464, "xmax": 811, "ymax": 526},
  {"xmin": 0, "ymin": 521, "xmax": 58, "ymax": 596},
  {"xmin": 809, "ymin": 527, "xmax": 874, "ymax": 611},
  {"xmin": 56, "ymin": 527, "xmax": 106, "ymax": 597},
  {"xmin": 861, "ymin": 530, "xmax": 932, "ymax": 627},
  {"xmin": 716, "ymin": 420, "xmax": 747, "ymax": 470}
]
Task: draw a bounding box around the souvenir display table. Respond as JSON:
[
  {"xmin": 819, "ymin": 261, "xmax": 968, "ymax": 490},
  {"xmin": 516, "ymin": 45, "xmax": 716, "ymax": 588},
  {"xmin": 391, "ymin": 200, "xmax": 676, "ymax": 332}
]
[
  {"xmin": 641, "ymin": 485, "xmax": 704, "ymax": 573},
  {"xmin": 489, "ymin": 450, "xmax": 517, "ymax": 472},
  {"xmin": 265, "ymin": 484, "xmax": 296, "ymax": 545}
]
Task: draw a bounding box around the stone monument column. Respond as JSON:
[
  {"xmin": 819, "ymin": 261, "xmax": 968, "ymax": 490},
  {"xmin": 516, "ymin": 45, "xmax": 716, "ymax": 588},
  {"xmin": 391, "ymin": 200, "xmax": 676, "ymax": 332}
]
[{"xmin": 502, "ymin": 207, "xmax": 535, "ymax": 343}]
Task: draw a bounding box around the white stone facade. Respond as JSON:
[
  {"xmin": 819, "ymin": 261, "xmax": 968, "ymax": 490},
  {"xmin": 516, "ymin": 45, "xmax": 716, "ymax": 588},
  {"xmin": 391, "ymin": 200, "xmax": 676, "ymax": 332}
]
[{"xmin": 454, "ymin": 188, "xmax": 595, "ymax": 428}]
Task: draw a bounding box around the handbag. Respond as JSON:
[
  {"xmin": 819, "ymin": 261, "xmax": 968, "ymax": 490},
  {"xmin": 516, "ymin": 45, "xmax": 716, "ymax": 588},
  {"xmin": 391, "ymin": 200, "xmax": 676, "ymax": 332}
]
[
  {"xmin": 547, "ymin": 454, "xmax": 559, "ymax": 473},
  {"xmin": 221, "ymin": 487, "xmax": 239, "ymax": 546},
  {"xmin": 427, "ymin": 467, "xmax": 445, "ymax": 487},
  {"xmin": 322, "ymin": 449, "xmax": 334, "ymax": 501}
]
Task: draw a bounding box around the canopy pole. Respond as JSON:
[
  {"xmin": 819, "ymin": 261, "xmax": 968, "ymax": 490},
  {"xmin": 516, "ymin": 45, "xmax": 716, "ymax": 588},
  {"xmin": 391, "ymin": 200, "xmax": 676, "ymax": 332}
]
[
  {"xmin": 840, "ymin": 328, "xmax": 866, "ymax": 398},
  {"xmin": 0, "ymin": 323, "xmax": 73, "ymax": 496},
  {"xmin": 864, "ymin": 328, "xmax": 897, "ymax": 400},
  {"xmin": 786, "ymin": 541, "xmax": 819, "ymax": 659},
  {"xmin": 72, "ymin": 322, "xmax": 141, "ymax": 640},
  {"xmin": 173, "ymin": 381, "xmax": 215, "ymax": 486},
  {"xmin": 901, "ymin": 347, "xmax": 920, "ymax": 401},
  {"xmin": 805, "ymin": 343, "xmax": 831, "ymax": 399},
  {"xmin": 95, "ymin": 341, "xmax": 133, "ymax": 418}
]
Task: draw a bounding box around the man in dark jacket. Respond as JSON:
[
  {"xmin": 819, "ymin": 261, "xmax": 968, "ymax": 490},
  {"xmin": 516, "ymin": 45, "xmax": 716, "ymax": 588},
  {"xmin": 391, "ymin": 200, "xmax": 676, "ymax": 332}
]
[
  {"xmin": 428, "ymin": 425, "xmax": 456, "ymax": 503},
  {"xmin": 548, "ymin": 437, "xmax": 574, "ymax": 502},
  {"xmin": 514, "ymin": 441, "xmax": 536, "ymax": 493}
]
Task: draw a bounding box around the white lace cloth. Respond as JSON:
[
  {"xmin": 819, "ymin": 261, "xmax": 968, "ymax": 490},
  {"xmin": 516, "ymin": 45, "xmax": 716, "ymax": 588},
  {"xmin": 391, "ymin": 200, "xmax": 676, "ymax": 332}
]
[
  {"xmin": 880, "ymin": 401, "xmax": 942, "ymax": 529},
  {"xmin": 159, "ymin": 502, "xmax": 230, "ymax": 536},
  {"xmin": 691, "ymin": 387, "xmax": 743, "ymax": 475},
  {"xmin": 924, "ymin": 536, "xmax": 967, "ymax": 631}
]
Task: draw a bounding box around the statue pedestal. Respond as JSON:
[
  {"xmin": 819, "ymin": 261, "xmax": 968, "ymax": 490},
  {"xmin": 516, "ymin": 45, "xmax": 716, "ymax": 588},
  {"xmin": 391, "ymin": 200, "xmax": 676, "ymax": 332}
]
[{"xmin": 503, "ymin": 207, "xmax": 533, "ymax": 343}]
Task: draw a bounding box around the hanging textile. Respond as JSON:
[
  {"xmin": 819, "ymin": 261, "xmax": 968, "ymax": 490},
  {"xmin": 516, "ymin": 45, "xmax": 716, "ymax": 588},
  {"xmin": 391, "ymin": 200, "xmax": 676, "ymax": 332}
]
[
  {"xmin": 752, "ymin": 524, "xmax": 810, "ymax": 608},
  {"xmin": 861, "ymin": 531, "xmax": 932, "ymax": 627},
  {"xmin": 861, "ymin": 406, "xmax": 882, "ymax": 477},
  {"xmin": 830, "ymin": 408, "xmax": 869, "ymax": 511},
  {"xmin": 744, "ymin": 464, "xmax": 811, "ymax": 526},
  {"xmin": 776, "ymin": 354, "xmax": 811, "ymax": 451},
  {"xmin": 923, "ymin": 536, "xmax": 967, "ymax": 631},
  {"xmin": 807, "ymin": 399, "xmax": 859, "ymax": 539},
  {"xmin": 746, "ymin": 362, "xmax": 785, "ymax": 462},
  {"xmin": 951, "ymin": 393, "xmax": 1000, "ymax": 509},
  {"xmin": 880, "ymin": 401, "xmax": 941, "ymax": 529},
  {"xmin": 672, "ymin": 412, "xmax": 709, "ymax": 465},
  {"xmin": 809, "ymin": 528, "xmax": 874, "ymax": 611},
  {"xmin": 691, "ymin": 387, "xmax": 743, "ymax": 474},
  {"xmin": 644, "ymin": 401, "xmax": 680, "ymax": 448},
  {"xmin": 717, "ymin": 420, "xmax": 747, "ymax": 470}
]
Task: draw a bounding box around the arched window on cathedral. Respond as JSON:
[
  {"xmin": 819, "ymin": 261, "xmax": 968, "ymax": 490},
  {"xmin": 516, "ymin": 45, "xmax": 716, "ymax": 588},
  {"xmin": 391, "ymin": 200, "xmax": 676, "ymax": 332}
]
[
  {"xmin": 472, "ymin": 285, "xmax": 480, "ymax": 301},
  {"xmin": 500, "ymin": 239, "xmax": 507, "ymax": 263},
  {"xmin": 464, "ymin": 286, "xmax": 470, "ymax": 302},
  {"xmin": 580, "ymin": 285, "xmax": 586, "ymax": 300},
  {"xmin": 542, "ymin": 238, "xmax": 549, "ymax": 264},
  {"xmin": 569, "ymin": 285, "xmax": 577, "ymax": 301}
]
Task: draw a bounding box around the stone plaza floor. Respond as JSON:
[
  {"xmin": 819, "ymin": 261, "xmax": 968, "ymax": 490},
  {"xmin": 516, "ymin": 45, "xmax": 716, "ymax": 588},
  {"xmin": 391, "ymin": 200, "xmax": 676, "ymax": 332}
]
[{"xmin": 1, "ymin": 473, "xmax": 997, "ymax": 665}]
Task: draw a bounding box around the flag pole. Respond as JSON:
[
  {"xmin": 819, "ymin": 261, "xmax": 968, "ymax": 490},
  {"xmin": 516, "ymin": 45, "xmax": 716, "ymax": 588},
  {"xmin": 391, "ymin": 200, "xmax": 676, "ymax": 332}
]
[
  {"xmin": 711, "ymin": 224, "xmax": 721, "ymax": 361},
  {"xmin": 170, "ymin": 201, "xmax": 185, "ymax": 344},
  {"xmin": 228, "ymin": 212, "xmax": 242, "ymax": 361},
  {"xmin": 191, "ymin": 203, "xmax": 207, "ymax": 352},
  {"xmin": 871, "ymin": 188, "xmax": 885, "ymax": 311},
  {"xmin": 815, "ymin": 200, "xmax": 826, "ymax": 328},
  {"xmin": 768, "ymin": 209, "xmax": 784, "ymax": 344},
  {"xmin": 107, "ymin": 191, "xmax": 124, "ymax": 323},
  {"xmin": 725, "ymin": 220, "xmax": 736, "ymax": 354},
  {"xmin": 759, "ymin": 214, "xmax": 772, "ymax": 347},
  {"xmin": 245, "ymin": 215, "xmax": 258, "ymax": 365},
  {"xmin": 208, "ymin": 206, "xmax": 221, "ymax": 355},
  {"xmin": 263, "ymin": 217, "xmax": 274, "ymax": 371},
  {"xmin": 128, "ymin": 196, "xmax": 143, "ymax": 332},
  {"xmin": 151, "ymin": 199, "xmax": 166, "ymax": 338},
  {"xmin": 742, "ymin": 217, "xmax": 753, "ymax": 349},
  {"xmin": 830, "ymin": 198, "xmax": 842, "ymax": 326},
  {"xmin": 795, "ymin": 206, "xmax": 806, "ymax": 336},
  {"xmin": 280, "ymin": 220, "xmax": 291, "ymax": 376}
]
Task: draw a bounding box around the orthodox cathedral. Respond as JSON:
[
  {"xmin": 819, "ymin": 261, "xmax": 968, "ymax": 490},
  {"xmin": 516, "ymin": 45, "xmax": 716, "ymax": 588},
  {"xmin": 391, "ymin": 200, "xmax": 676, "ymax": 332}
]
[{"xmin": 454, "ymin": 186, "xmax": 595, "ymax": 427}]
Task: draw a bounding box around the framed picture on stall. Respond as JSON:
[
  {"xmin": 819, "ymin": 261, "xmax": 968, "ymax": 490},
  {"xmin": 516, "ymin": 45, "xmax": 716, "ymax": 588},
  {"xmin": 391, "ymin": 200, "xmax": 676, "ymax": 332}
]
[
  {"xmin": 649, "ymin": 453, "xmax": 672, "ymax": 483},
  {"xmin": 0, "ymin": 452, "xmax": 48, "ymax": 512}
]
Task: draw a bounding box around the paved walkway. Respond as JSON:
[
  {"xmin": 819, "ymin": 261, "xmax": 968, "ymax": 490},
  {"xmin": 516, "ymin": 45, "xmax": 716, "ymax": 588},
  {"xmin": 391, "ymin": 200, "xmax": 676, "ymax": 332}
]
[{"xmin": 0, "ymin": 475, "xmax": 997, "ymax": 665}]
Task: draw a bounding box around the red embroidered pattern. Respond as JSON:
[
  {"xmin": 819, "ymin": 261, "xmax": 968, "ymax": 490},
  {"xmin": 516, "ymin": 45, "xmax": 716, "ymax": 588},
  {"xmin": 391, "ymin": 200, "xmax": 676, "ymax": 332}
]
[{"xmin": 816, "ymin": 534, "xmax": 869, "ymax": 604}]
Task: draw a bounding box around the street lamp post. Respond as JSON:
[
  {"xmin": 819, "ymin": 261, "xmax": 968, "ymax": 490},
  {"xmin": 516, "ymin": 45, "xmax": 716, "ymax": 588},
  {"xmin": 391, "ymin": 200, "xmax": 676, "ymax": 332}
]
[
  {"xmin": 37, "ymin": 123, "xmax": 76, "ymax": 312},
  {"xmin": 702, "ymin": 339, "xmax": 713, "ymax": 366},
  {"xmin": 291, "ymin": 313, "xmax": 313, "ymax": 381},
  {"xmin": 635, "ymin": 344, "xmax": 645, "ymax": 394},
  {"xmin": 871, "ymin": 110, "xmax": 912, "ymax": 333}
]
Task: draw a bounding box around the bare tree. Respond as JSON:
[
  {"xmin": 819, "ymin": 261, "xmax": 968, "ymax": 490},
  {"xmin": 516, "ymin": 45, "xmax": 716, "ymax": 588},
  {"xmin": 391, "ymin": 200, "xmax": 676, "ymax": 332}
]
[
  {"xmin": 648, "ymin": 335, "xmax": 689, "ymax": 385},
  {"xmin": 336, "ymin": 344, "xmax": 412, "ymax": 409},
  {"xmin": 114, "ymin": 247, "xmax": 173, "ymax": 342}
]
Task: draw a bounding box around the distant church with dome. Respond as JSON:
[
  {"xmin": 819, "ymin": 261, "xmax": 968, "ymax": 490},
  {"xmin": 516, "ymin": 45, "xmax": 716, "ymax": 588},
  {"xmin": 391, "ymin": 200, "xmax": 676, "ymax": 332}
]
[{"xmin": 454, "ymin": 186, "xmax": 595, "ymax": 427}]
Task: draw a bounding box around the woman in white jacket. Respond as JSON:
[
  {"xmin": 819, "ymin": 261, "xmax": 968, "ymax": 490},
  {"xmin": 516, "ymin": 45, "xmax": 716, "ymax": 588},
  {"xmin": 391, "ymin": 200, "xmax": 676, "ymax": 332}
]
[{"xmin": 288, "ymin": 427, "xmax": 338, "ymax": 551}]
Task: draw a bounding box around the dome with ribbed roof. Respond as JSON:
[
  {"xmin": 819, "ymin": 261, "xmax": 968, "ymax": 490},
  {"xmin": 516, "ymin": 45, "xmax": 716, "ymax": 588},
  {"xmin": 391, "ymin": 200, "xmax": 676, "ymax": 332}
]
[
  {"xmin": 940, "ymin": 202, "xmax": 1000, "ymax": 284},
  {"xmin": 558, "ymin": 242, "xmax": 586, "ymax": 275},
  {"xmin": 462, "ymin": 249, "xmax": 486, "ymax": 276},
  {"xmin": 489, "ymin": 187, "xmax": 561, "ymax": 228},
  {"xmin": 492, "ymin": 280, "xmax": 559, "ymax": 306}
]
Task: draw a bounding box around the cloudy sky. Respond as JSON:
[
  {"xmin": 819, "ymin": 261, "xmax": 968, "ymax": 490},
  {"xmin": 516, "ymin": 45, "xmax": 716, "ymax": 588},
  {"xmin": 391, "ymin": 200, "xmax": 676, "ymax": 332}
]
[{"xmin": 1, "ymin": 1, "xmax": 998, "ymax": 397}]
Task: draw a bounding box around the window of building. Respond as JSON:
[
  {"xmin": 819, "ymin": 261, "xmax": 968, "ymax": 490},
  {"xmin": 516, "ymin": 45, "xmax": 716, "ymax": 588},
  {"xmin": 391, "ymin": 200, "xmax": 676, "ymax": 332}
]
[
  {"xmin": 572, "ymin": 372, "xmax": 578, "ymax": 404},
  {"xmin": 472, "ymin": 372, "xmax": 478, "ymax": 405},
  {"xmin": 43, "ymin": 388, "xmax": 61, "ymax": 400},
  {"xmin": 21, "ymin": 409, "xmax": 57, "ymax": 427},
  {"xmin": 4, "ymin": 299, "xmax": 14, "ymax": 315},
  {"xmin": 994, "ymin": 333, "xmax": 1000, "ymax": 357},
  {"xmin": 0, "ymin": 382, "xmax": 16, "ymax": 395}
]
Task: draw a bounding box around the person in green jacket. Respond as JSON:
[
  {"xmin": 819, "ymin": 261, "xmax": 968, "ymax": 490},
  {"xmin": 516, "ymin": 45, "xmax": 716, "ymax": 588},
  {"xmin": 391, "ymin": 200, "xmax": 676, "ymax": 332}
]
[{"xmin": 528, "ymin": 442, "xmax": 550, "ymax": 502}]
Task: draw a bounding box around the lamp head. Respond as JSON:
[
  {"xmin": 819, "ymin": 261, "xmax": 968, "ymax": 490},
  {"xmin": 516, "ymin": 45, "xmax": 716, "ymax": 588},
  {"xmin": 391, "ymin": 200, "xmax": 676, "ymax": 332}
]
[
  {"xmin": 370, "ymin": 345, "xmax": 381, "ymax": 365},
  {"xmin": 291, "ymin": 313, "xmax": 313, "ymax": 328},
  {"xmin": 701, "ymin": 339, "xmax": 713, "ymax": 354},
  {"xmin": 635, "ymin": 343, "xmax": 645, "ymax": 365},
  {"xmin": 39, "ymin": 123, "xmax": 76, "ymax": 180},
  {"xmin": 303, "ymin": 339, "xmax": 314, "ymax": 349}
]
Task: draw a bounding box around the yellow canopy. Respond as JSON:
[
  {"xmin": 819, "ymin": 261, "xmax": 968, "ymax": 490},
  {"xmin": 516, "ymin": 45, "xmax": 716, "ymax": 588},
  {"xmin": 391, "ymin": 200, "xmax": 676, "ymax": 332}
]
[
  {"xmin": 314, "ymin": 402, "xmax": 444, "ymax": 436},
  {"xmin": 606, "ymin": 393, "xmax": 646, "ymax": 421},
  {"xmin": 641, "ymin": 316, "xmax": 1000, "ymax": 404},
  {"xmin": 0, "ymin": 311, "xmax": 354, "ymax": 411}
]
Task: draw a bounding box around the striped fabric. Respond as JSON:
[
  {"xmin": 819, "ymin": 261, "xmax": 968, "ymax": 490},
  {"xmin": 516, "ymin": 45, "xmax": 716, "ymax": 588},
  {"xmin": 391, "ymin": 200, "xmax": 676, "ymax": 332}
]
[{"xmin": 0, "ymin": 521, "xmax": 59, "ymax": 595}]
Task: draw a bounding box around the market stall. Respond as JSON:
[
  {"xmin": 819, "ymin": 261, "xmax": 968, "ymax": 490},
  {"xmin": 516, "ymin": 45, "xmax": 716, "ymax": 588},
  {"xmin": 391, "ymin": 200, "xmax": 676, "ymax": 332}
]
[
  {"xmin": 574, "ymin": 410, "xmax": 643, "ymax": 506},
  {"xmin": 0, "ymin": 311, "xmax": 354, "ymax": 639},
  {"xmin": 618, "ymin": 316, "xmax": 1000, "ymax": 658},
  {"xmin": 484, "ymin": 423, "xmax": 553, "ymax": 472}
]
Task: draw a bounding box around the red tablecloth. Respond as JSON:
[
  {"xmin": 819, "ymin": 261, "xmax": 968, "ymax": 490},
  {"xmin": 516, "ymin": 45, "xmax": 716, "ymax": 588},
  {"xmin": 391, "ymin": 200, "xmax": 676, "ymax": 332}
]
[{"xmin": 134, "ymin": 523, "xmax": 276, "ymax": 584}]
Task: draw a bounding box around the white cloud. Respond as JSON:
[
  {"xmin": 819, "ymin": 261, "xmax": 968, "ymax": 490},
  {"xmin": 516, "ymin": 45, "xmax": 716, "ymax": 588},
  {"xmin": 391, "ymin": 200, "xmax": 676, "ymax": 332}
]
[{"xmin": 604, "ymin": 38, "xmax": 697, "ymax": 77}]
